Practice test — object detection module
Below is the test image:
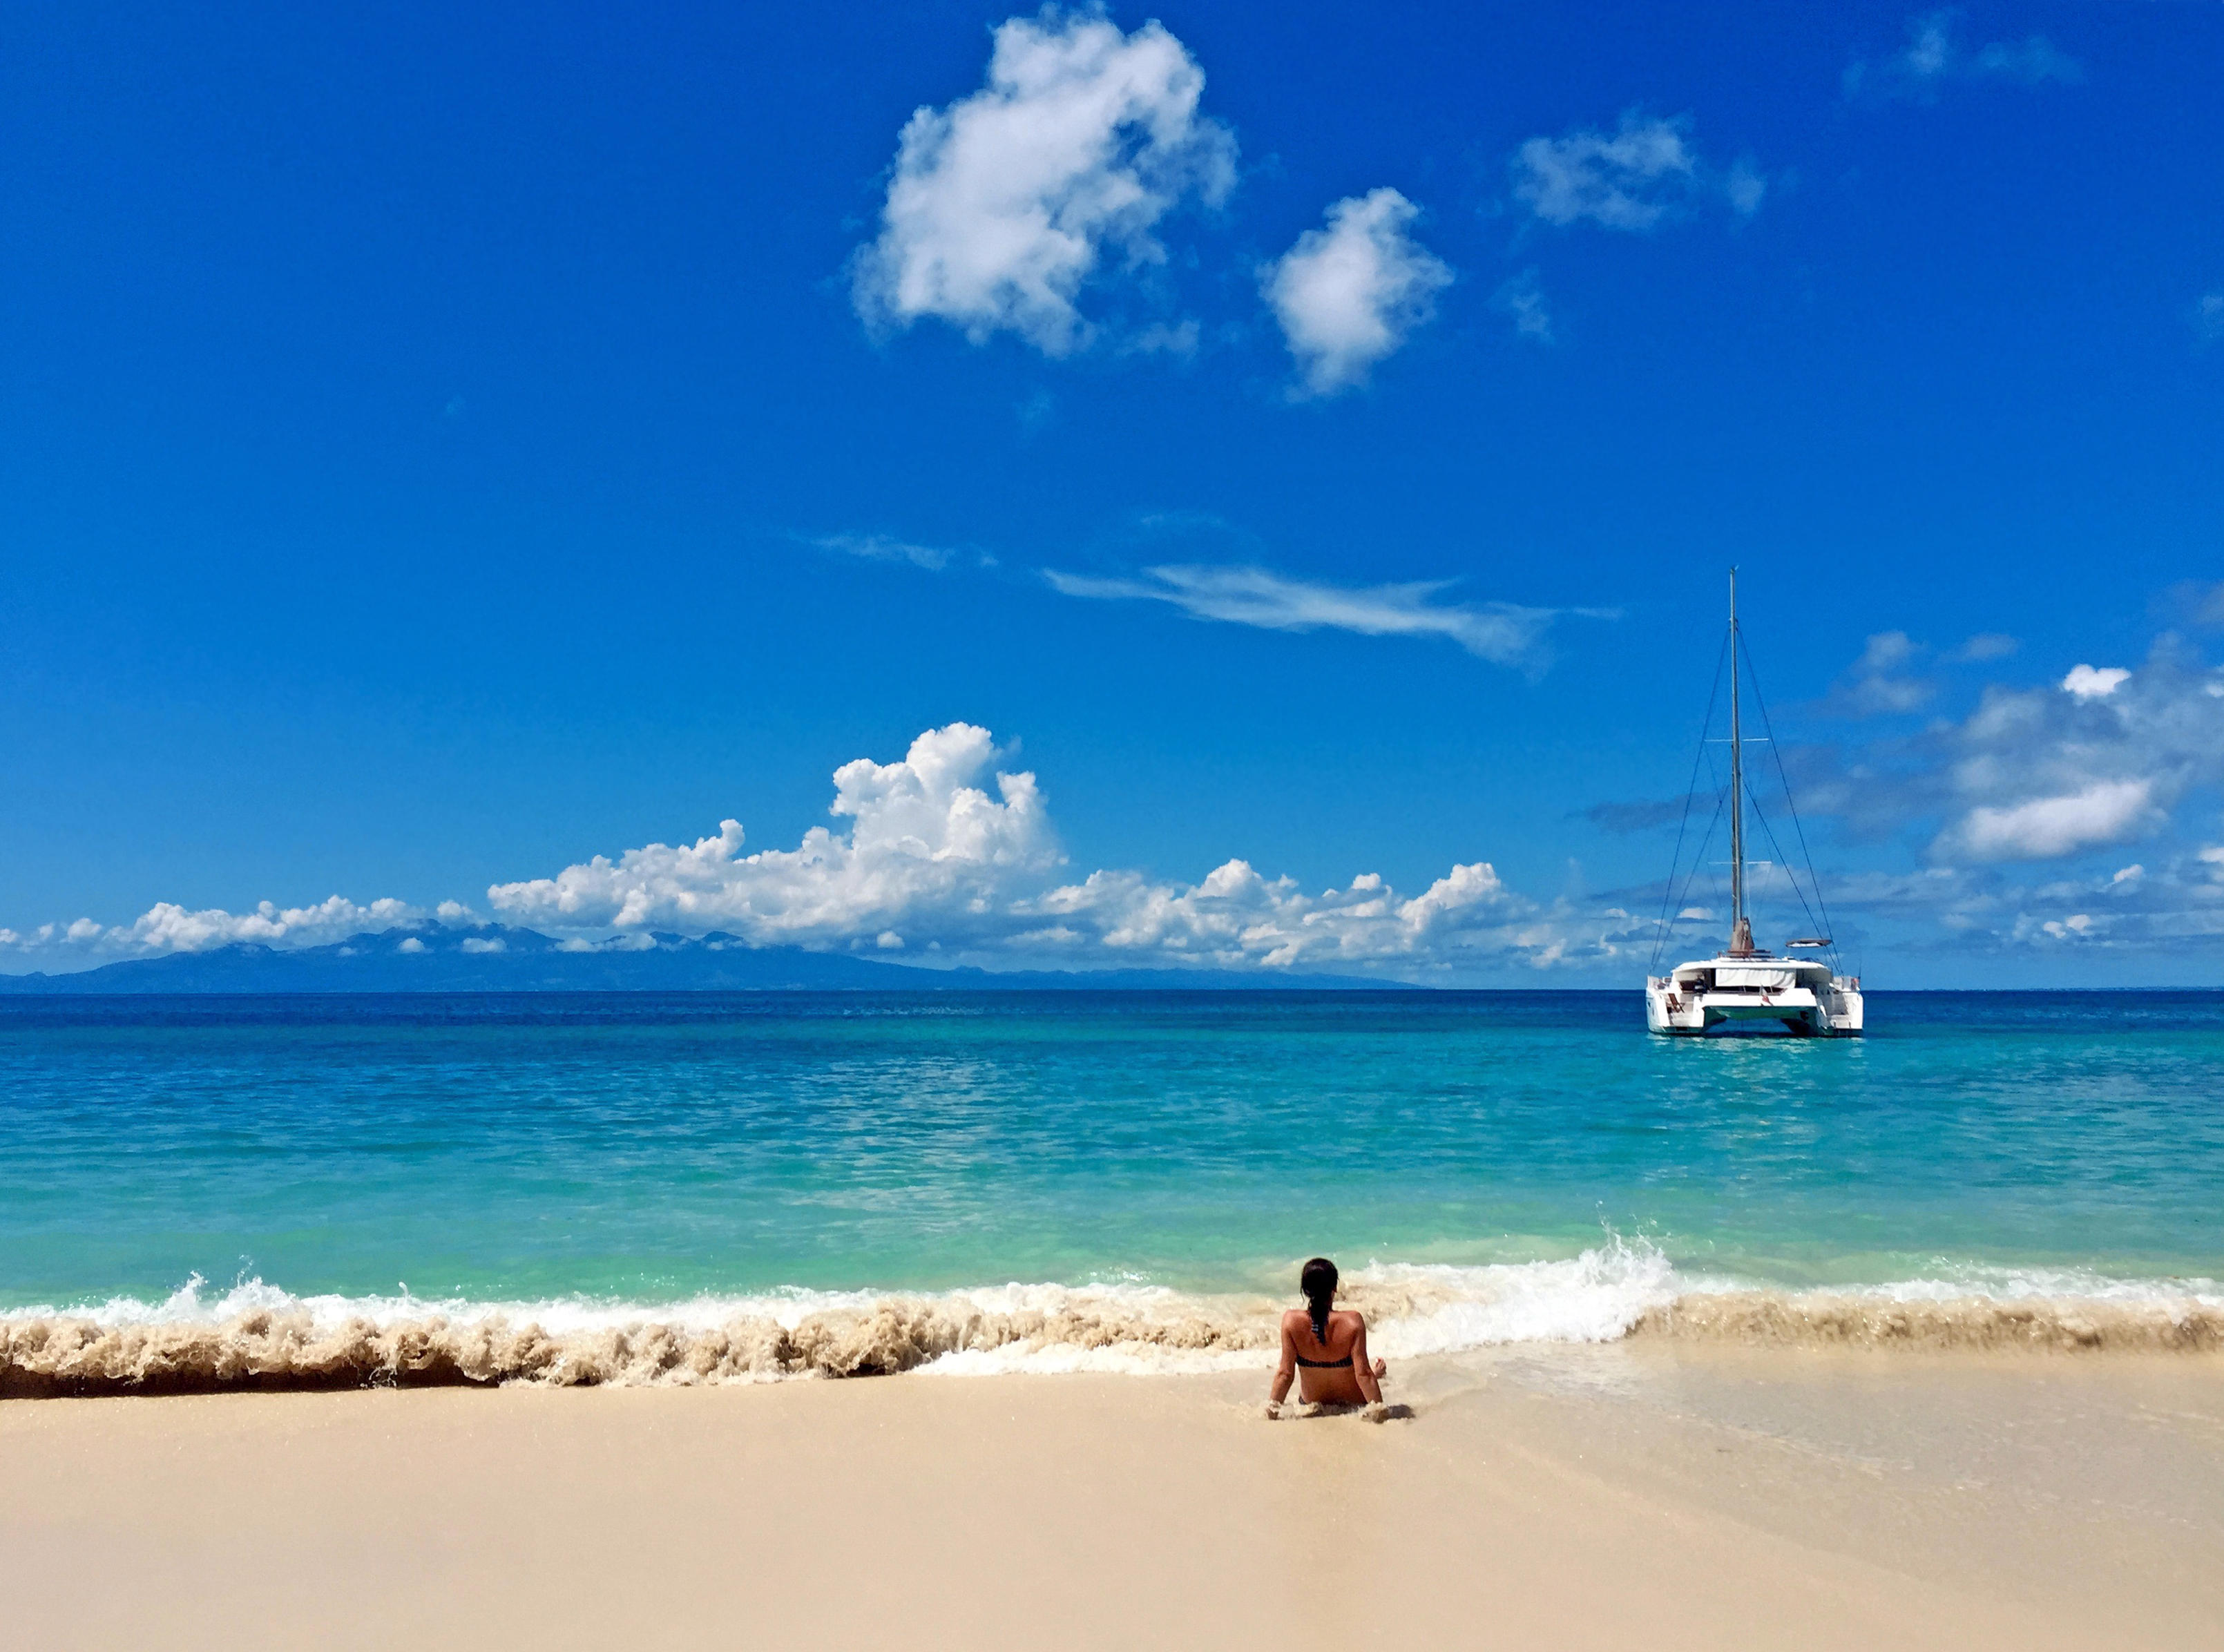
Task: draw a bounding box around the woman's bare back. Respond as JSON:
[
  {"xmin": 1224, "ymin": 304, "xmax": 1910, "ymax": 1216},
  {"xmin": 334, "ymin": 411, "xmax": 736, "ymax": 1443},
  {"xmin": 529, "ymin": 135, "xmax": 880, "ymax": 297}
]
[{"xmin": 1277, "ymin": 1307, "xmax": 1388, "ymax": 1408}]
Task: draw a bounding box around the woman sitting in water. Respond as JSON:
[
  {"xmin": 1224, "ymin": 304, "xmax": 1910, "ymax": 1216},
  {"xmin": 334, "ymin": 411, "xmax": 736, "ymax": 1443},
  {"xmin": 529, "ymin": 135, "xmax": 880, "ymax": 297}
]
[{"xmin": 1265, "ymin": 1257, "xmax": 1388, "ymax": 1420}]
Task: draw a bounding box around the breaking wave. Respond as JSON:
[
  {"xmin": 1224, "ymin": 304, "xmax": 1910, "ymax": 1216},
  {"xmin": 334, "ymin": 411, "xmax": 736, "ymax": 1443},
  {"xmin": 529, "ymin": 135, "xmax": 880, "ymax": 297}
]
[{"xmin": 4, "ymin": 1243, "xmax": 2221, "ymax": 1396}]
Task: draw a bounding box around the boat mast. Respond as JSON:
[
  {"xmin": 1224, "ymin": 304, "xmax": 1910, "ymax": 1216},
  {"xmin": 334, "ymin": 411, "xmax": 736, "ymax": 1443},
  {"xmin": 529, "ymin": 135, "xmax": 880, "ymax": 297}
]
[{"xmin": 1727, "ymin": 568, "xmax": 1752, "ymax": 957}]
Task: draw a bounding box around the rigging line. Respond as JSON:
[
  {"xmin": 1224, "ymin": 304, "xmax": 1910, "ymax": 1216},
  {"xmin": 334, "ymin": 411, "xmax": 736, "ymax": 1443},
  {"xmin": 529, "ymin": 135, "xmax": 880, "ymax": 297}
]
[
  {"xmin": 1738, "ymin": 630, "xmax": 1839, "ymax": 956},
  {"xmin": 1660, "ymin": 789, "xmax": 1727, "ymax": 969},
  {"xmin": 1743, "ymin": 782, "xmax": 1826, "ymax": 942},
  {"xmin": 1649, "ymin": 631, "xmax": 1732, "ymax": 972},
  {"xmin": 1657, "ymin": 771, "xmax": 1726, "ymax": 970}
]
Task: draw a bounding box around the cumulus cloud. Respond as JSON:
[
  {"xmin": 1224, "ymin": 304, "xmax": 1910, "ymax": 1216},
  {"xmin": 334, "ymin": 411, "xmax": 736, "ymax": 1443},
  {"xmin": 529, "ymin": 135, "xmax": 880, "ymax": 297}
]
[
  {"xmin": 1260, "ymin": 189, "xmax": 1453, "ymax": 395},
  {"xmin": 1796, "ymin": 637, "xmax": 2224, "ymax": 867},
  {"xmin": 2060, "ymin": 663, "xmax": 2131, "ymax": 701},
  {"xmin": 1020, "ymin": 858, "xmax": 1591, "ymax": 972},
  {"xmin": 1939, "ymin": 778, "xmax": 2161, "ymax": 862},
  {"xmin": 1919, "ymin": 656, "xmax": 2206, "ymax": 862},
  {"xmin": 851, "ymin": 10, "xmax": 1235, "ymax": 355},
  {"xmin": 3, "ymin": 896, "xmax": 428, "ymax": 959},
  {"xmin": 1040, "ymin": 564, "xmax": 1558, "ymax": 669},
  {"xmin": 490, "ymin": 724, "xmax": 1062, "ymax": 946},
  {"xmin": 1820, "ymin": 842, "xmax": 2224, "ymax": 960},
  {"xmin": 480, "ymin": 722, "xmax": 1630, "ymax": 977},
  {"xmin": 1511, "ymin": 113, "xmax": 1761, "ymax": 232},
  {"xmin": 1846, "ymin": 11, "xmax": 2084, "ymax": 102},
  {"xmin": 1582, "ymin": 624, "xmax": 2224, "ymax": 965}
]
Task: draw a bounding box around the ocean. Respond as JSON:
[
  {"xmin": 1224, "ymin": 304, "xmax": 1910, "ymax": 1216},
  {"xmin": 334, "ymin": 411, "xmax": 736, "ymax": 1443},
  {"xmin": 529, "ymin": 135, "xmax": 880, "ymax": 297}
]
[{"xmin": 5, "ymin": 989, "xmax": 2223, "ymax": 1390}]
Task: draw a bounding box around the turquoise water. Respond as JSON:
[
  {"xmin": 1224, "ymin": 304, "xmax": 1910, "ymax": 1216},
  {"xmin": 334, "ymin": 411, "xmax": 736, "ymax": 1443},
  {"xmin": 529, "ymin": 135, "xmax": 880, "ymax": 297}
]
[{"xmin": 3, "ymin": 990, "xmax": 2221, "ymax": 1320}]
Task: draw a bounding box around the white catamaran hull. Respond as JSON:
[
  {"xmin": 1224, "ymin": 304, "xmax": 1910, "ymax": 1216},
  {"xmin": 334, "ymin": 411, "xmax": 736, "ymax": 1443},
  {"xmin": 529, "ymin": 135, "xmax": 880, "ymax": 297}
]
[{"xmin": 1645, "ymin": 968, "xmax": 1863, "ymax": 1037}]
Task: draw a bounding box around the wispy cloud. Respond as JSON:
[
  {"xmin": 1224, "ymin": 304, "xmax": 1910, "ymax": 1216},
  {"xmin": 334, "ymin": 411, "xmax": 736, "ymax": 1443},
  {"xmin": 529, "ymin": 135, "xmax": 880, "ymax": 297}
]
[
  {"xmin": 1492, "ymin": 268, "xmax": 1553, "ymax": 343},
  {"xmin": 1948, "ymin": 633, "xmax": 2019, "ymax": 663},
  {"xmin": 1042, "ymin": 563, "xmax": 1558, "ymax": 668},
  {"xmin": 1821, "ymin": 630, "xmax": 1937, "ymax": 718},
  {"xmin": 812, "ymin": 532, "xmax": 957, "ymax": 572},
  {"xmin": 1846, "ymin": 11, "xmax": 2084, "ymax": 102},
  {"xmin": 1582, "ymin": 794, "xmax": 1709, "ymax": 835},
  {"xmin": 2196, "ymin": 292, "xmax": 2224, "ymax": 345},
  {"xmin": 2158, "ymin": 579, "xmax": 2224, "ymax": 629},
  {"xmin": 1511, "ymin": 112, "xmax": 1763, "ymax": 232},
  {"xmin": 1817, "ymin": 630, "xmax": 2020, "ymax": 715},
  {"xmin": 1260, "ymin": 189, "xmax": 1453, "ymax": 396}
]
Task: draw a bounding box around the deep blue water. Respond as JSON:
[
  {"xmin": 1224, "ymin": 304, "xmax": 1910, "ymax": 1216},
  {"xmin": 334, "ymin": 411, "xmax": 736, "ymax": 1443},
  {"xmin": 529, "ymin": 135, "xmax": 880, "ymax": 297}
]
[{"xmin": 3, "ymin": 990, "xmax": 2221, "ymax": 1312}]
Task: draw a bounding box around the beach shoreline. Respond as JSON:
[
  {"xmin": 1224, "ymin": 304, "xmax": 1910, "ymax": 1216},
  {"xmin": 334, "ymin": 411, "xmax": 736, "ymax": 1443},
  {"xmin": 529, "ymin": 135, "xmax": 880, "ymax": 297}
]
[
  {"xmin": 6, "ymin": 1344, "xmax": 2218, "ymax": 1649},
  {"xmin": 11, "ymin": 1254, "xmax": 2224, "ymax": 1396}
]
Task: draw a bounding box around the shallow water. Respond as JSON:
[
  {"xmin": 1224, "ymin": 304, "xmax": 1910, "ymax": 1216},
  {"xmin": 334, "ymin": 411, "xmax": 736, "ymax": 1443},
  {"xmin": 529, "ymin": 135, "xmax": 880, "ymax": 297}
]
[{"xmin": 3, "ymin": 990, "xmax": 2221, "ymax": 1381}]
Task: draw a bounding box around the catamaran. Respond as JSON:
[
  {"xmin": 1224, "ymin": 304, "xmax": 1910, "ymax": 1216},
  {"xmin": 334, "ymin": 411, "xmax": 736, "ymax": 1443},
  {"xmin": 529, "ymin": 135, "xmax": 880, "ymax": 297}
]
[{"xmin": 1645, "ymin": 573, "xmax": 1864, "ymax": 1037}]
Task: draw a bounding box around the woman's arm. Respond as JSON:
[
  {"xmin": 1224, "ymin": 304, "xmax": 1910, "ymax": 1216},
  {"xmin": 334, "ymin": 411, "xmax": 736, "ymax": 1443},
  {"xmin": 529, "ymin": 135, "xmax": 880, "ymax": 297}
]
[
  {"xmin": 1267, "ymin": 1318, "xmax": 1296, "ymax": 1414},
  {"xmin": 1350, "ymin": 1319, "xmax": 1382, "ymax": 1405}
]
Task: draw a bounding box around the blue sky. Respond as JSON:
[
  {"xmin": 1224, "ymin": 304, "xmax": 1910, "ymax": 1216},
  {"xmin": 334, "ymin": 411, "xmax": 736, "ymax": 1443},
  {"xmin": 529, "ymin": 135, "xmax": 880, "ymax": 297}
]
[{"xmin": 5, "ymin": 0, "xmax": 2224, "ymax": 983}]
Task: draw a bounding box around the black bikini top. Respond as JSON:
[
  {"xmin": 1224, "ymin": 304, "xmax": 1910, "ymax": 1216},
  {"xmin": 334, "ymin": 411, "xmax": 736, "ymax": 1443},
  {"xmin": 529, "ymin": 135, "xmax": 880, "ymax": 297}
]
[{"xmin": 1295, "ymin": 1312, "xmax": 1348, "ymax": 1367}]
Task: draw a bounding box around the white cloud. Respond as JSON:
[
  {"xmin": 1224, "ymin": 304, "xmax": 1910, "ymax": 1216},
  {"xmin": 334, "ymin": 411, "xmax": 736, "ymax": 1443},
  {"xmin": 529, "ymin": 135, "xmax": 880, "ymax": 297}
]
[
  {"xmin": 1260, "ymin": 189, "xmax": 1453, "ymax": 395},
  {"xmin": 1041, "ymin": 563, "xmax": 1557, "ymax": 668},
  {"xmin": 851, "ymin": 11, "xmax": 1234, "ymax": 355},
  {"xmin": 489, "ymin": 724, "xmax": 1062, "ymax": 947},
  {"xmin": 1730, "ymin": 633, "xmax": 2224, "ymax": 952},
  {"xmin": 1846, "ymin": 12, "xmax": 2083, "ymax": 101},
  {"xmin": 5, "ymin": 896, "xmax": 426, "ymax": 959},
  {"xmin": 1914, "ymin": 645, "xmax": 2223, "ymax": 863},
  {"xmin": 481, "ymin": 722, "xmax": 1631, "ymax": 977},
  {"xmin": 2060, "ymin": 664, "xmax": 2130, "ymax": 700},
  {"xmin": 1022, "ymin": 858, "xmax": 1574, "ymax": 972},
  {"xmin": 1511, "ymin": 113, "xmax": 1760, "ymax": 232},
  {"xmin": 1942, "ymin": 778, "xmax": 2161, "ymax": 862},
  {"xmin": 1685, "ymin": 846, "xmax": 2216, "ymax": 963}
]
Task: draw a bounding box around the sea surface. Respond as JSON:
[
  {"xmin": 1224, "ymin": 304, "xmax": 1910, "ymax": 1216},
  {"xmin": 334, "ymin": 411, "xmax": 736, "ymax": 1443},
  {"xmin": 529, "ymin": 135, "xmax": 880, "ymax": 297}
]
[{"xmin": 5, "ymin": 990, "xmax": 2223, "ymax": 1386}]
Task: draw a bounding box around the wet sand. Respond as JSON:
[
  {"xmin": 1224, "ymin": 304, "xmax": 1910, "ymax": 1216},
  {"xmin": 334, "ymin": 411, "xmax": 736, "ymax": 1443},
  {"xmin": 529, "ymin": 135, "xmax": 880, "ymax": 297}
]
[{"xmin": 4, "ymin": 1346, "xmax": 2219, "ymax": 1649}]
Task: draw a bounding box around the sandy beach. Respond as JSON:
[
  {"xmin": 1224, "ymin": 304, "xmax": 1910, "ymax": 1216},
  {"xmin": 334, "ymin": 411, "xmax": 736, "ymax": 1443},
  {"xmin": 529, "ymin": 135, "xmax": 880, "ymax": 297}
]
[{"xmin": 6, "ymin": 1345, "xmax": 2218, "ymax": 1650}]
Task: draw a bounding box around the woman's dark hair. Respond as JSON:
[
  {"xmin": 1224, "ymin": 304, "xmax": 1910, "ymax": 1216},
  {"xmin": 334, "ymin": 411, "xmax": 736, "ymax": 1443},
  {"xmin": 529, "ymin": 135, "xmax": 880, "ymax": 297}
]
[{"xmin": 1300, "ymin": 1257, "xmax": 1338, "ymax": 1345}]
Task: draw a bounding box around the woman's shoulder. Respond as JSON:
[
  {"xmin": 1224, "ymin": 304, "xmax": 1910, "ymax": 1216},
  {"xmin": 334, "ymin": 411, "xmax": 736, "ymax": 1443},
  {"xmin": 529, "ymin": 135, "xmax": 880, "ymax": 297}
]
[{"xmin": 1332, "ymin": 1306, "xmax": 1367, "ymax": 1331}]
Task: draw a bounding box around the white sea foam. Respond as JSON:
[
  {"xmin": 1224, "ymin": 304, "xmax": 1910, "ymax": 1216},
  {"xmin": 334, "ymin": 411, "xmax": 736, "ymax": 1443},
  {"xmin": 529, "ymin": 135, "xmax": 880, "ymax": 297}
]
[{"xmin": 6, "ymin": 1240, "xmax": 2222, "ymax": 1394}]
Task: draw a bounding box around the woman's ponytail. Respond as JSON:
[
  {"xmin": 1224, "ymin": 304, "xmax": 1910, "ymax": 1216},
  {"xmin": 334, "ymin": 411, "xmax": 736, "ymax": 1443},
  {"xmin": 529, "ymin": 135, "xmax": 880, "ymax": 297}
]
[{"xmin": 1300, "ymin": 1256, "xmax": 1338, "ymax": 1345}]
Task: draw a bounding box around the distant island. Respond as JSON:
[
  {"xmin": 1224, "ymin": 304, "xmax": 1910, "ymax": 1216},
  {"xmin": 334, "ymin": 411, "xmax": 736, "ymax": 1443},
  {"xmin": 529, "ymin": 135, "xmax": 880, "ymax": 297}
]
[{"xmin": 0, "ymin": 924, "xmax": 1406, "ymax": 993}]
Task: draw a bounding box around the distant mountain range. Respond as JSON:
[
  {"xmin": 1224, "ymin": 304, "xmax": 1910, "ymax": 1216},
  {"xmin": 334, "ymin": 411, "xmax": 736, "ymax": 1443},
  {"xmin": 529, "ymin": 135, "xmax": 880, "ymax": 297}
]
[{"xmin": 0, "ymin": 924, "xmax": 1403, "ymax": 993}]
